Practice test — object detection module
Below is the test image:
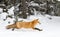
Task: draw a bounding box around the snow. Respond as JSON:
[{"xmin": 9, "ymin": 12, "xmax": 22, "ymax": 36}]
[
  {"xmin": 29, "ymin": 1, "xmax": 39, "ymax": 6},
  {"xmin": 58, "ymin": 0, "xmax": 60, "ymax": 1},
  {"xmin": 8, "ymin": 6, "xmax": 14, "ymax": 15},
  {"xmin": 0, "ymin": 12, "xmax": 8, "ymax": 20},
  {"xmin": 0, "ymin": 7, "xmax": 60, "ymax": 37},
  {"xmin": 0, "ymin": 8, "xmax": 3, "ymax": 12}
]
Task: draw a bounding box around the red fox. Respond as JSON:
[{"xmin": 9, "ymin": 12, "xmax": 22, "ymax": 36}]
[{"xmin": 6, "ymin": 19, "xmax": 42, "ymax": 31}]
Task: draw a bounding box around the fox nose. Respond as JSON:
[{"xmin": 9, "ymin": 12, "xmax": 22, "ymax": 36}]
[{"xmin": 38, "ymin": 22, "xmax": 41, "ymax": 24}]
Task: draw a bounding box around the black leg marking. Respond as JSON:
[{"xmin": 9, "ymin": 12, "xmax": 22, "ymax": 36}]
[{"xmin": 34, "ymin": 28, "xmax": 42, "ymax": 31}]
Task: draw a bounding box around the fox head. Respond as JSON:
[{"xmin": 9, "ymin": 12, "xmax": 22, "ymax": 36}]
[{"xmin": 32, "ymin": 19, "xmax": 40, "ymax": 25}]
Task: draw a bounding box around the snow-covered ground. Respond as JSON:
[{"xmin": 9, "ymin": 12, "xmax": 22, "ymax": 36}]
[{"xmin": 0, "ymin": 7, "xmax": 60, "ymax": 37}]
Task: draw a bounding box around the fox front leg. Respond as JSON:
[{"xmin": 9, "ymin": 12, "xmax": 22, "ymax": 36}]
[{"xmin": 33, "ymin": 28, "xmax": 43, "ymax": 31}]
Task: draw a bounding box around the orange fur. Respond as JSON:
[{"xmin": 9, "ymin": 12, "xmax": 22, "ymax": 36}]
[{"xmin": 6, "ymin": 19, "xmax": 40, "ymax": 30}]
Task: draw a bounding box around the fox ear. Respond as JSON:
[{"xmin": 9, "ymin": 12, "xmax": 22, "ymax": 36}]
[{"xmin": 36, "ymin": 19, "xmax": 38, "ymax": 20}]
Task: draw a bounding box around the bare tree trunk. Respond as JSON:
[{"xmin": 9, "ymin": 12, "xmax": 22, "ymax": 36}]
[
  {"xmin": 13, "ymin": 0, "xmax": 28, "ymax": 30},
  {"xmin": 21, "ymin": 0, "xmax": 28, "ymax": 19},
  {"xmin": 12, "ymin": 0, "xmax": 19, "ymax": 31}
]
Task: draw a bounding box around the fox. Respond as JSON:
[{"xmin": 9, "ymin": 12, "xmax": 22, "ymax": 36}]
[{"xmin": 6, "ymin": 19, "xmax": 42, "ymax": 31}]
